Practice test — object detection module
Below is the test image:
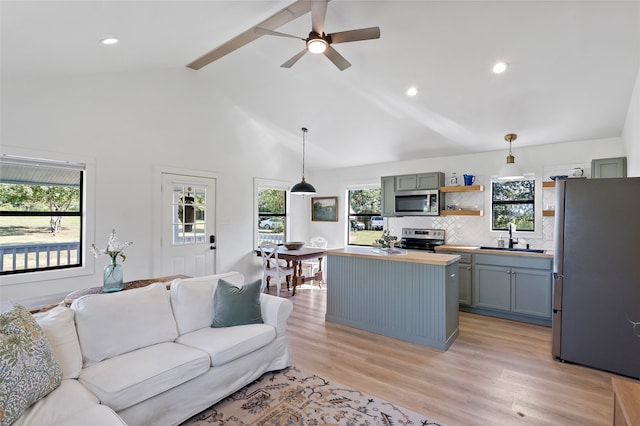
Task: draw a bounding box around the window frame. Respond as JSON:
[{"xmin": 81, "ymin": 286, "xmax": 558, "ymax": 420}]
[
  {"xmin": 346, "ymin": 184, "xmax": 383, "ymax": 247},
  {"xmin": 490, "ymin": 177, "xmax": 536, "ymax": 232},
  {"xmin": 0, "ymin": 148, "xmax": 95, "ymax": 286},
  {"xmin": 254, "ymin": 178, "xmax": 290, "ymax": 249}
]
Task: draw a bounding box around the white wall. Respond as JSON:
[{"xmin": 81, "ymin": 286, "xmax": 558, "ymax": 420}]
[
  {"xmin": 306, "ymin": 137, "xmax": 626, "ymax": 251},
  {"xmin": 0, "ymin": 66, "xmax": 636, "ymax": 303},
  {"xmin": 623, "ymin": 67, "xmax": 640, "ymax": 176},
  {"xmin": 1, "ymin": 69, "xmax": 305, "ymax": 301}
]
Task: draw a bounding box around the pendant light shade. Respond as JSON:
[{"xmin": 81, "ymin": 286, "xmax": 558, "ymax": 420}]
[
  {"xmin": 497, "ymin": 133, "xmax": 525, "ymax": 180},
  {"xmin": 291, "ymin": 127, "xmax": 317, "ymax": 195}
]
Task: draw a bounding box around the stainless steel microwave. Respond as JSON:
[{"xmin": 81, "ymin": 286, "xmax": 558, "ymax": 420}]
[{"xmin": 394, "ymin": 189, "xmax": 442, "ymax": 216}]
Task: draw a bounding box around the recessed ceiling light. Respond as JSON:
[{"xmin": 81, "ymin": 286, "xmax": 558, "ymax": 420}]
[
  {"xmin": 406, "ymin": 87, "xmax": 418, "ymax": 97},
  {"xmin": 99, "ymin": 37, "xmax": 119, "ymax": 46},
  {"xmin": 492, "ymin": 61, "xmax": 508, "ymax": 74}
]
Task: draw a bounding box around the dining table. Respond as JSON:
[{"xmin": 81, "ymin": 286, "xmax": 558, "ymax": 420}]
[{"xmin": 255, "ymin": 246, "xmax": 326, "ymax": 296}]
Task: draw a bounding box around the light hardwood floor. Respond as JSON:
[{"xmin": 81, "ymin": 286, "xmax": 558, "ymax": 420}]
[{"xmin": 269, "ymin": 284, "xmax": 618, "ymax": 426}]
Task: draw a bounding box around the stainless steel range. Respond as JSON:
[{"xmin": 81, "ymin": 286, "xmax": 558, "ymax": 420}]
[{"xmin": 400, "ymin": 228, "xmax": 445, "ymax": 252}]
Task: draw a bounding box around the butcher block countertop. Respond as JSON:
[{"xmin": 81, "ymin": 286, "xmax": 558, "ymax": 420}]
[
  {"xmin": 435, "ymin": 244, "xmax": 554, "ymax": 259},
  {"xmin": 327, "ymin": 246, "xmax": 460, "ymax": 266}
]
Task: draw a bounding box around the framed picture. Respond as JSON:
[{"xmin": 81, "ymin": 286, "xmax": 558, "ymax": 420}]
[{"xmin": 311, "ymin": 196, "xmax": 338, "ymax": 222}]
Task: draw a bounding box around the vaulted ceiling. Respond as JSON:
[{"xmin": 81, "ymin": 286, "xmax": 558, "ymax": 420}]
[{"xmin": 2, "ymin": 0, "xmax": 639, "ymax": 170}]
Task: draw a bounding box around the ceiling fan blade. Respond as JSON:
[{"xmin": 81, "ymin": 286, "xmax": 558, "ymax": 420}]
[
  {"xmin": 187, "ymin": 0, "xmax": 312, "ymax": 70},
  {"xmin": 311, "ymin": 0, "xmax": 328, "ymax": 34},
  {"xmin": 281, "ymin": 49, "xmax": 308, "ymax": 68},
  {"xmin": 255, "ymin": 27, "xmax": 304, "ymax": 40},
  {"xmin": 329, "ymin": 26, "xmax": 381, "ymax": 44},
  {"xmin": 323, "ymin": 45, "xmax": 351, "ymax": 71}
]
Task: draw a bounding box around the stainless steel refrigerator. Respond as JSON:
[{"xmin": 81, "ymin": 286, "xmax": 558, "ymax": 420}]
[{"xmin": 552, "ymin": 177, "xmax": 640, "ymax": 379}]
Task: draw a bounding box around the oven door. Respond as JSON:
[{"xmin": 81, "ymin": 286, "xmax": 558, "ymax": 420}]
[
  {"xmin": 401, "ymin": 238, "xmax": 435, "ymax": 252},
  {"xmin": 394, "ymin": 190, "xmax": 439, "ymax": 216}
]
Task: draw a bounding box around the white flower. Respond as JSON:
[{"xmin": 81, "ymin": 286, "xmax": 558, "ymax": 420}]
[{"xmin": 92, "ymin": 229, "xmax": 132, "ymax": 263}]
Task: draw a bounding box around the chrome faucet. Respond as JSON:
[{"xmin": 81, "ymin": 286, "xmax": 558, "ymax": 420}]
[{"xmin": 508, "ymin": 223, "xmax": 519, "ymax": 248}]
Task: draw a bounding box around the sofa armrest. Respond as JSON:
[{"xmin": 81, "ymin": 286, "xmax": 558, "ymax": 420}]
[{"xmin": 259, "ymin": 294, "xmax": 293, "ymax": 335}]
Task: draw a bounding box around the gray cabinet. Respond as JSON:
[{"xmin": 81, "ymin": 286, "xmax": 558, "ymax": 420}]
[
  {"xmin": 380, "ymin": 176, "xmax": 396, "ymax": 217},
  {"xmin": 472, "ymin": 253, "xmax": 552, "ymax": 326},
  {"xmin": 474, "ymin": 265, "xmax": 511, "ymax": 311},
  {"xmin": 441, "ymin": 251, "xmax": 472, "ymax": 305},
  {"xmin": 591, "ymin": 157, "xmax": 627, "ymax": 178},
  {"xmin": 395, "ymin": 172, "xmax": 444, "ymax": 191}
]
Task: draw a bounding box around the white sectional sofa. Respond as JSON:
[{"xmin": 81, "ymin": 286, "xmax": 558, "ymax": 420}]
[{"xmin": 4, "ymin": 272, "xmax": 293, "ymax": 426}]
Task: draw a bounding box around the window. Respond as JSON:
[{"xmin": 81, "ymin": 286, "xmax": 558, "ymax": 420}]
[
  {"xmin": 348, "ymin": 187, "xmax": 383, "ymax": 246},
  {"xmin": 0, "ymin": 156, "xmax": 85, "ymax": 275},
  {"xmin": 491, "ymin": 178, "xmax": 535, "ymax": 231},
  {"xmin": 257, "ymin": 187, "xmax": 287, "ymax": 247}
]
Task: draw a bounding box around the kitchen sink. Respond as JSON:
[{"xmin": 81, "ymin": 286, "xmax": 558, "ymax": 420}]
[{"xmin": 479, "ymin": 246, "xmax": 545, "ymax": 254}]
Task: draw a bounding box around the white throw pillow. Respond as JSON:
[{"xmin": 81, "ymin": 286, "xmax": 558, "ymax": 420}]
[
  {"xmin": 34, "ymin": 306, "xmax": 83, "ymax": 379},
  {"xmin": 170, "ymin": 272, "xmax": 244, "ymax": 335},
  {"xmin": 71, "ymin": 283, "xmax": 178, "ymax": 366}
]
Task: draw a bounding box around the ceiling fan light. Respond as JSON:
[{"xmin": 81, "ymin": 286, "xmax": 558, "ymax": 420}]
[{"xmin": 307, "ymin": 38, "xmax": 327, "ymax": 54}]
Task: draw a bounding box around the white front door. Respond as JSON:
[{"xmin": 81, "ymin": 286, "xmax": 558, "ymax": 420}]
[{"xmin": 160, "ymin": 173, "xmax": 216, "ymax": 277}]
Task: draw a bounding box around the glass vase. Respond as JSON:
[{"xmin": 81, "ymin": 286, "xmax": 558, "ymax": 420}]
[{"xmin": 103, "ymin": 259, "xmax": 124, "ymax": 292}]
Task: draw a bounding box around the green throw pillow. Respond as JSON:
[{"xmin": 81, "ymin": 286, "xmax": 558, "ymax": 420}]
[
  {"xmin": 211, "ymin": 279, "xmax": 264, "ymax": 328},
  {"xmin": 0, "ymin": 304, "xmax": 63, "ymax": 425}
]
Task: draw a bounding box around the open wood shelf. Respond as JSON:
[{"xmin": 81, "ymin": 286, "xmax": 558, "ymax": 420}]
[
  {"xmin": 542, "ymin": 210, "xmax": 555, "ymax": 217},
  {"xmin": 440, "ymin": 185, "xmax": 484, "ymax": 193},
  {"xmin": 542, "ymin": 181, "xmax": 556, "ymax": 188},
  {"xmin": 441, "ymin": 209, "xmax": 484, "ymax": 216}
]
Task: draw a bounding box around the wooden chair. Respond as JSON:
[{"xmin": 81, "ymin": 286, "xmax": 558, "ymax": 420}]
[
  {"xmin": 301, "ymin": 236, "xmax": 328, "ymax": 287},
  {"xmin": 259, "ymin": 241, "xmax": 294, "ymax": 297}
]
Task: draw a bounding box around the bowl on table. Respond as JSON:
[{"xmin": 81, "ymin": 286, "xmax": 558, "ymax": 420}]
[{"xmin": 283, "ymin": 242, "xmax": 305, "ymax": 250}]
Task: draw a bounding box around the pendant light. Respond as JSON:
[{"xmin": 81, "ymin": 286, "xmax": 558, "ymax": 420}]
[
  {"xmin": 290, "ymin": 127, "xmax": 317, "ymax": 195},
  {"xmin": 497, "ymin": 133, "xmax": 524, "ymax": 180}
]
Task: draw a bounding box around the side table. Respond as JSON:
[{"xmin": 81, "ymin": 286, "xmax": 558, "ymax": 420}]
[
  {"xmin": 612, "ymin": 377, "xmax": 640, "ymax": 426},
  {"xmin": 63, "ymin": 274, "xmax": 189, "ymax": 307}
]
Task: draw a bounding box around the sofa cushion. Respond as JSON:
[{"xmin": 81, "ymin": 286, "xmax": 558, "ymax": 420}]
[
  {"xmin": 176, "ymin": 324, "xmax": 276, "ymax": 366},
  {"xmin": 211, "ymin": 279, "xmax": 263, "ymax": 328},
  {"xmin": 33, "ymin": 306, "xmax": 83, "ymax": 379},
  {"xmin": 79, "ymin": 341, "xmax": 210, "ymax": 411},
  {"xmin": 0, "ymin": 304, "xmax": 63, "ymax": 426},
  {"xmin": 170, "ymin": 272, "xmax": 244, "ymax": 335},
  {"xmin": 71, "ymin": 283, "xmax": 178, "ymax": 366},
  {"xmin": 57, "ymin": 404, "xmax": 127, "ymax": 426},
  {"xmin": 12, "ymin": 379, "xmax": 98, "ymax": 426}
]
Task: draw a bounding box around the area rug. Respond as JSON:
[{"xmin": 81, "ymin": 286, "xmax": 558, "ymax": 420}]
[{"xmin": 180, "ymin": 366, "xmax": 444, "ymax": 425}]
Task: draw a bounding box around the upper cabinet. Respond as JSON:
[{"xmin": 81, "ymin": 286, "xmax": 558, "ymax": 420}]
[
  {"xmin": 381, "ymin": 176, "xmax": 396, "ymax": 217},
  {"xmin": 591, "ymin": 157, "xmax": 627, "ymax": 178},
  {"xmin": 394, "ymin": 172, "xmax": 445, "ymax": 191}
]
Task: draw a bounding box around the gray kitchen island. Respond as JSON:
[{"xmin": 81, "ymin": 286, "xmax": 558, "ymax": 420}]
[{"xmin": 326, "ymin": 247, "xmax": 460, "ymax": 351}]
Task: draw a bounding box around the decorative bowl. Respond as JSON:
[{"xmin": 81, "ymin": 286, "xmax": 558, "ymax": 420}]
[{"xmin": 284, "ymin": 242, "xmax": 305, "ymax": 250}]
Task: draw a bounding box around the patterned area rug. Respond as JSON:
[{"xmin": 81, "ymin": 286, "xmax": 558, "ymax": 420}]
[{"xmin": 180, "ymin": 366, "xmax": 444, "ymax": 425}]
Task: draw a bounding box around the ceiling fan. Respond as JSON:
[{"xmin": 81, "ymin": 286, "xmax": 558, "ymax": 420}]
[
  {"xmin": 186, "ymin": 0, "xmax": 379, "ymax": 71},
  {"xmin": 255, "ymin": 0, "xmax": 380, "ymax": 71}
]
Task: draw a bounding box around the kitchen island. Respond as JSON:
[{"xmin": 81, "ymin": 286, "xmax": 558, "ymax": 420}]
[{"xmin": 325, "ymin": 247, "xmax": 460, "ymax": 350}]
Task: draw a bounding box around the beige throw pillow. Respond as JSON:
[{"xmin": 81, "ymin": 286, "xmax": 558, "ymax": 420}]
[{"xmin": 0, "ymin": 304, "xmax": 63, "ymax": 425}]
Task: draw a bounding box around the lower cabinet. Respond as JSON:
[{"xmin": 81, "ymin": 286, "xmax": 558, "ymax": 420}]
[
  {"xmin": 458, "ymin": 262, "xmax": 472, "ymax": 306},
  {"xmin": 473, "ymin": 254, "xmax": 552, "ymax": 325},
  {"xmin": 438, "ymin": 250, "xmax": 552, "ymax": 325},
  {"xmin": 474, "ymin": 264, "xmax": 551, "ymax": 318},
  {"xmin": 440, "ymin": 251, "xmax": 472, "ymax": 306}
]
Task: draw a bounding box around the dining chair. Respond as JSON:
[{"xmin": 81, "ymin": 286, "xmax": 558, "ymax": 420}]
[
  {"xmin": 302, "ymin": 236, "xmax": 328, "ymax": 287},
  {"xmin": 259, "ymin": 241, "xmax": 294, "ymax": 297}
]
